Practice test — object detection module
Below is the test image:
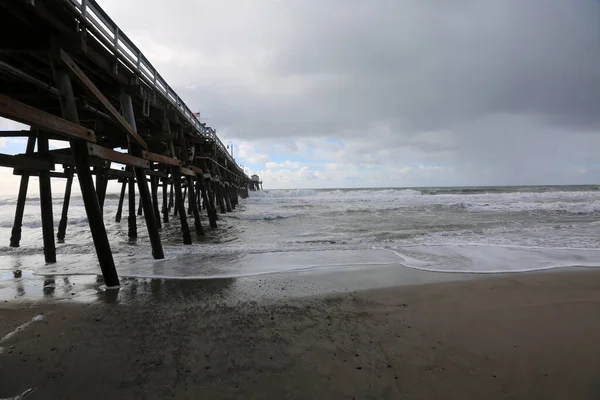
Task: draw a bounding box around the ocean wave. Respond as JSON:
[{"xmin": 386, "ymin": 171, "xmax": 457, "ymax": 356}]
[
  {"xmin": 248, "ymin": 188, "xmax": 422, "ymax": 200},
  {"xmin": 454, "ymin": 201, "xmax": 600, "ymax": 214},
  {"xmin": 226, "ymin": 212, "xmax": 299, "ymax": 221}
]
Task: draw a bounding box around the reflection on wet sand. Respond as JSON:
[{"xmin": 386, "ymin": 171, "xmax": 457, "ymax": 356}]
[
  {"xmin": 97, "ymin": 278, "xmax": 236, "ymax": 305},
  {"xmin": 1, "ymin": 267, "xmax": 237, "ymax": 306}
]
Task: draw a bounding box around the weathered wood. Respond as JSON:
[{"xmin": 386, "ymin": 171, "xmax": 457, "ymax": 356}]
[
  {"xmin": 142, "ymin": 150, "xmax": 180, "ymax": 166},
  {"xmin": 127, "ymin": 169, "xmax": 137, "ymax": 238},
  {"xmin": 53, "ymin": 64, "xmax": 119, "ymax": 287},
  {"xmin": 172, "ymin": 167, "xmax": 192, "ymax": 244},
  {"xmin": 146, "ymin": 170, "xmax": 169, "ymax": 178},
  {"xmin": 56, "ymin": 167, "xmax": 74, "ymax": 241},
  {"xmin": 13, "ymin": 169, "xmax": 66, "ymax": 178},
  {"xmin": 187, "ymin": 180, "xmax": 193, "ymax": 215},
  {"xmin": 162, "ymin": 175, "xmax": 169, "ymax": 224},
  {"xmin": 0, "ymin": 130, "xmax": 33, "ymax": 137},
  {"xmin": 9, "ymin": 135, "xmax": 36, "ymax": 247},
  {"xmin": 216, "ymin": 183, "xmax": 226, "ymax": 214},
  {"xmin": 223, "ymin": 183, "xmax": 233, "ymax": 213},
  {"xmin": 37, "ymin": 131, "xmax": 56, "ymax": 263},
  {"xmin": 95, "ymin": 162, "xmax": 111, "ymax": 212},
  {"xmin": 188, "ymin": 176, "xmax": 204, "ymax": 235},
  {"xmin": 120, "ymin": 92, "xmax": 163, "ymax": 259},
  {"xmin": 104, "ymin": 169, "xmax": 135, "ymax": 179},
  {"xmin": 150, "ymin": 175, "xmax": 162, "ymax": 229},
  {"xmin": 0, "ymin": 153, "xmax": 54, "ymax": 170},
  {"xmin": 168, "ymin": 182, "xmax": 174, "ymax": 211},
  {"xmin": 138, "ymin": 197, "xmax": 143, "ymax": 216},
  {"xmin": 180, "ymin": 167, "xmax": 195, "ymax": 177},
  {"xmin": 87, "ymin": 143, "xmax": 149, "ymax": 169},
  {"xmin": 60, "ymin": 50, "xmax": 148, "ymax": 150},
  {"xmin": 115, "ymin": 179, "xmax": 126, "ymax": 222},
  {"xmin": 199, "ymin": 178, "xmax": 217, "ymax": 228},
  {"xmin": 0, "ymin": 94, "xmax": 96, "ymax": 142}
]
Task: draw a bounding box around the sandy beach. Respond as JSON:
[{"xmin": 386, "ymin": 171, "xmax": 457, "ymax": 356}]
[{"xmin": 2, "ymin": 268, "xmax": 600, "ymax": 399}]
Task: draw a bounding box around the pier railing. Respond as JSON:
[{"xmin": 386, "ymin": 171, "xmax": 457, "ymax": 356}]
[{"xmin": 65, "ymin": 0, "xmax": 235, "ymax": 165}]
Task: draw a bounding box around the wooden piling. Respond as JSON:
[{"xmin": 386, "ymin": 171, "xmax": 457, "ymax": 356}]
[
  {"xmin": 37, "ymin": 131, "xmax": 56, "ymax": 263},
  {"xmin": 168, "ymin": 182, "xmax": 174, "ymax": 212},
  {"xmin": 137, "ymin": 197, "xmax": 143, "ymax": 216},
  {"xmin": 128, "ymin": 171, "xmax": 137, "ymax": 238},
  {"xmin": 187, "ymin": 181, "xmax": 193, "ymax": 215},
  {"xmin": 120, "ymin": 92, "xmax": 164, "ymax": 260},
  {"xmin": 162, "ymin": 175, "xmax": 169, "ymax": 224},
  {"xmin": 150, "ymin": 174, "xmax": 162, "ymax": 229},
  {"xmin": 188, "ymin": 176, "xmax": 204, "ymax": 235},
  {"xmin": 172, "ymin": 167, "xmax": 192, "ymax": 244},
  {"xmin": 223, "ymin": 184, "xmax": 233, "ymax": 213},
  {"xmin": 53, "ymin": 62, "xmax": 120, "ymax": 287},
  {"xmin": 199, "ymin": 178, "xmax": 218, "ymax": 228},
  {"xmin": 115, "ymin": 179, "xmax": 126, "ymax": 222},
  {"xmin": 215, "ymin": 182, "xmax": 226, "ymax": 214},
  {"xmin": 9, "ymin": 135, "xmax": 36, "ymax": 247},
  {"xmin": 56, "ymin": 166, "xmax": 74, "ymax": 241},
  {"xmin": 96, "ymin": 163, "xmax": 110, "ymax": 212}
]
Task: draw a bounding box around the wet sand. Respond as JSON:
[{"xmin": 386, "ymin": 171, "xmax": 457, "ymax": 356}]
[{"xmin": 2, "ymin": 268, "xmax": 600, "ymax": 399}]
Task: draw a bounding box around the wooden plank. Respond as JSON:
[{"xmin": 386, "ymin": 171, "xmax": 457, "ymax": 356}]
[
  {"xmin": 13, "ymin": 169, "xmax": 67, "ymax": 178},
  {"xmin": 0, "ymin": 153, "xmax": 54, "ymax": 170},
  {"xmin": 142, "ymin": 150, "xmax": 180, "ymax": 166},
  {"xmin": 87, "ymin": 143, "xmax": 149, "ymax": 169},
  {"xmin": 147, "ymin": 169, "xmax": 169, "ymax": 178},
  {"xmin": 0, "ymin": 130, "xmax": 33, "ymax": 137},
  {"xmin": 103, "ymin": 169, "xmax": 134, "ymax": 179},
  {"xmin": 180, "ymin": 167, "xmax": 195, "ymax": 176},
  {"xmin": 59, "ymin": 50, "xmax": 148, "ymax": 150},
  {"xmin": 0, "ymin": 95, "xmax": 96, "ymax": 142}
]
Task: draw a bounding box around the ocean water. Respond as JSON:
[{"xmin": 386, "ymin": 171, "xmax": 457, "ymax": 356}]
[{"xmin": 2, "ymin": 185, "xmax": 600, "ymax": 281}]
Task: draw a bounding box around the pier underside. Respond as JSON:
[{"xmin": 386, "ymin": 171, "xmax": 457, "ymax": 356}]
[{"xmin": 0, "ymin": 0, "xmax": 255, "ymax": 285}]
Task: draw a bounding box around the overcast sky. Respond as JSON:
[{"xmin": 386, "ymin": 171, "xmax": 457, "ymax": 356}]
[{"xmin": 2, "ymin": 0, "xmax": 600, "ymax": 191}]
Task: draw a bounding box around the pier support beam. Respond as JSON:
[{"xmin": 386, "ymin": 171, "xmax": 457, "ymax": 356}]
[
  {"xmin": 223, "ymin": 184, "xmax": 233, "ymax": 213},
  {"xmin": 56, "ymin": 167, "xmax": 74, "ymax": 241},
  {"xmin": 172, "ymin": 167, "xmax": 192, "ymax": 244},
  {"xmin": 96, "ymin": 163, "xmax": 110, "ymax": 213},
  {"xmin": 52, "ymin": 64, "xmax": 119, "ymax": 287},
  {"xmin": 188, "ymin": 176, "xmax": 204, "ymax": 235},
  {"xmin": 168, "ymin": 182, "xmax": 173, "ymax": 212},
  {"xmin": 120, "ymin": 92, "xmax": 164, "ymax": 260},
  {"xmin": 199, "ymin": 178, "xmax": 217, "ymax": 228},
  {"xmin": 38, "ymin": 131, "xmax": 56, "ymax": 263},
  {"xmin": 9, "ymin": 135, "xmax": 36, "ymax": 247},
  {"xmin": 127, "ymin": 171, "xmax": 137, "ymax": 238},
  {"xmin": 215, "ymin": 182, "xmax": 226, "ymax": 214},
  {"xmin": 115, "ymin": 179, "xmax": 126, "ymax": 223},
  {"xmin": 162, "ymin": 175, "xmax": 169, "ymax": 224},
  {"xmin": 150, "ymin": 173, "xmax": 162, "ymax": 229}
]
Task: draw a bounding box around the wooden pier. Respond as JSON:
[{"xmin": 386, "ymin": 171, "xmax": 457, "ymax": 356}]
[{"xmin": 0, "ymin": 0, "xmax": 258, "ymax": 286}]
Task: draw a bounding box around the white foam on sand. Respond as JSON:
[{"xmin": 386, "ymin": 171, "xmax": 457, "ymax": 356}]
[
  {"xmin": 31, "ymin": 245, "xmax": 600, "ymax": 280},
  {"xmin": 0, "ymin": 314, "xmax": 45, "ymax": 355},
  {"xmin": 385, "ymin": 244, "xmax": 600, "ymax": 274}
]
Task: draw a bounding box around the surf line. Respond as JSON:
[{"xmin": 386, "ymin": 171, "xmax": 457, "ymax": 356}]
[{"xmin": 0, "ymin": 314, "xmax": 45, "ymax": 354}]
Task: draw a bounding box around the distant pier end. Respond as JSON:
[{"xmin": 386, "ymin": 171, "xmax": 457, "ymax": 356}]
[{"xmin": 250, "ymin": 174, "xmax": 263, "ymax": 191}]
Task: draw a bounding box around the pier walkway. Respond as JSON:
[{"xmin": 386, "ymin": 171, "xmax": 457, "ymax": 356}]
[{"xmin": 0, "ymin": 0, "xmax": 259, "ymax": 286}]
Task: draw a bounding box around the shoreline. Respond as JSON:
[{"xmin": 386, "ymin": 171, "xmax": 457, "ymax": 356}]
[{"xmin": 2, "ymin": 268, "xmax": 600, "ymax": 398}]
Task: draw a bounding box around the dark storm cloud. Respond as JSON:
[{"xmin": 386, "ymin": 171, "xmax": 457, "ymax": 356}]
[{"xmin": 172, "ymin": 0, "xmax": 600, "ymax": 143}]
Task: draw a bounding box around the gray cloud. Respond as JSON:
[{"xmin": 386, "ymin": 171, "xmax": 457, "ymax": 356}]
[{"xmin": 97, "ymin": 0, "xmax": 600, "ymax": 185}]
